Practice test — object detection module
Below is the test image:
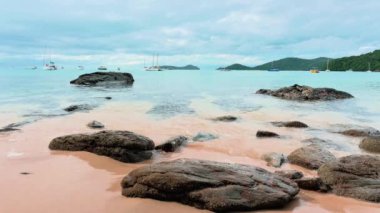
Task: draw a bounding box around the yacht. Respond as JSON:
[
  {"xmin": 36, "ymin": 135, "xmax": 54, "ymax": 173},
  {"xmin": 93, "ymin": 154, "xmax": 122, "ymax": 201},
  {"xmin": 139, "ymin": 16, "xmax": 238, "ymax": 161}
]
[
  {"xmin": 310, "ymin": 68, "xmax": 320, "ymax": 74},
  {"xmin": 325, "ymin": 59, "xmax": 331, "ymax": 72},
  {"xmin": 145, "ymin": 54, "xmax": 162, "ymax": 71},
  {"xmin": 44, "ymin": 61, "xmax": 58, "ymax": 71},
  {"xmin": 98, "ymin": 66, "xmax": 107, "ymax": 71}
]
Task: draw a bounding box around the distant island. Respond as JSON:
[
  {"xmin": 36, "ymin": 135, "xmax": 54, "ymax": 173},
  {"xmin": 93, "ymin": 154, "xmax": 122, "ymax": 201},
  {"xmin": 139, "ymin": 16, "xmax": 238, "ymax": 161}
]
[
  {"xmin": 220, "ymin": 50, "xmax": 380, "ymax": 71},
  {"xmin": 160, "ymin": 65, "xmax": 200, "ymax": 70}
]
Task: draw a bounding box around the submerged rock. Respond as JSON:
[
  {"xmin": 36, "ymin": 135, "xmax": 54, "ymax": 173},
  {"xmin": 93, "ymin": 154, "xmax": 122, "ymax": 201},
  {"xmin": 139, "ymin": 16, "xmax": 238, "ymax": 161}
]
[
  {"xmin": 87, "ymin": 120, "xmax": 105, "ymax": 129},
  {"xmin": 261, "ymin": 152, "xmax": 286, "ymax": 168},
  {"xmin": 64, "ymin": 104, "xmax": 93, "ymax": 112},
  {"xmin": 256, "ymin": 84, "xmax": 353, "ymax": 101},
  {"xmin": 318, "ymin": 155, "xmax": 380, "ymax": 202},
  {"xmin": 192, "ymin": 132, "xmax": 218, "ymax": 142},
  {"xmin": 272, "ymin": 121, "xmax": 308, "ymax": 128},
  {"xmin": 301, "ymin": 137, "xmax": 348, "ymax": 151},
  {"xmin": 339, "ymin": 128, "xmax": 380, "ymax": 137},
  {"xmin": 70, "ymin": 72, "xmax": 134, "ymax": 86},
  {"xmin": 49, "ymin": 130, "xmax": 154, "ymax": 163},
  {"xmin": 359, "ymin": 137, "xmax": 380, "ymax": 153},
  {"xmin": 288, "ymin": 145, "xmax": 336, "ymax": 170},
  {"xmin": 212, "ymin": 115, "xmax": 238, "ymax": 122},
  {"xmin": 122, "ymin": 159, "xmax": 299, "ymax": 212},
  {"xmin": 155, "ymin": 136, "xmax": 188, "ymax": 152},
  {"xmin": 275, "ymin": 170, "xmax": 303, "ymax": 180},
  {"xmin": 256, "ymin": 130, "xmax": 279, "ymax": 138}
]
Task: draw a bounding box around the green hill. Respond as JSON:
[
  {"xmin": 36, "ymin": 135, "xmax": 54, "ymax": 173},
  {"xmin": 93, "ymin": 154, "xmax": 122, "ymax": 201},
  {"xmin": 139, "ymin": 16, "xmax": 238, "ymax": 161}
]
[
  {"xmin": 329, "ymin": 50, "xmax": 380, "ymax": 71},
  {"xmin": 218, "ymin": 63, "xmax": 254, "ymax": 70},
  {"xmin": 253, "ymin": 57, "xmax": 330, "ymax": 71},
  {"xmin": 160, "ymin": 65, "xmax": 200, "ymax": 70}
]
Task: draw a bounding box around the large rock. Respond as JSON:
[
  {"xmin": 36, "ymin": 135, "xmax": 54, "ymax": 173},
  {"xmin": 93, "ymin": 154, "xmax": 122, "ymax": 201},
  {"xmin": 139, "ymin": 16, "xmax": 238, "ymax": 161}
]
[
  {"xmin": 294, "ymin": 177, "xmax": 329, "ymax": 192},
  {"xmin": 272, "ymin": 121, "xmax": 308, "ymax": 128},
  {"xmin": 87, "ymin": 120, "xmax": 105, "ymax": 129},
  {"xmin": 318, "ymin": 155, "xmax": 380, "ymax": 202},
  {"xmin": 256, "ymin": 130, "xmax": 279, "ymax": 138},
  {"xmin": 256, "ymin": 84, "xmax": 353, "ymax": 101},
  {"xmin": 49, "ymin": 130, "xmax": 154, "ymax": 163},
  {"xmin": 275, "ymin": 170, "xmax": 303, "ymax": 180},
  {"xmin": 122, "ymin": 159, "xmax": 299, "ymax": 212},
  {"xmin": 288, "ymin": 145, "xmax": 336, "ymax": 170},
  {"xmin": 301, "ymin": 137, "xmax": 348, "ymax": 151},
  {"xmin": 339, "ymin": 128, "xmax": 380, "ymax": 137},
  {"xmin": 70, "ymin": 72, "xmax": 134, "ymax": 86},
  {"xmin": 359, "ymin": 137, "xmax": 380, "ymax": 153},
  {"xmin": 155, "ymin": 136, "xmax": 188, "ymax": 152}
]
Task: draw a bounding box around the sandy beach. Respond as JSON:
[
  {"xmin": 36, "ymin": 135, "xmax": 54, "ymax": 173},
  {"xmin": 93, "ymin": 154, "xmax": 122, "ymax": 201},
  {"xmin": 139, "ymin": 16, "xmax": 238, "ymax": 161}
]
[{"xmin": 1, "ymin": 101, "xmax": 379, "ymax": 213}]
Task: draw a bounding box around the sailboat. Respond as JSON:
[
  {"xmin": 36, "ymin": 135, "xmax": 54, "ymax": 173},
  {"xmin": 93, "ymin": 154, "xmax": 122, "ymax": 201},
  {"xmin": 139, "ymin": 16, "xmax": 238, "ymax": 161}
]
[
  {"xmin": 268, "ymin": 61, "xmax": 280, "ymax": 72},
  {"xmin": 43, "ymin": 49, "xmax": 58, "ymax": 71},
  {"xmin": 367, "ymin": 62, "xmax": 372, "ymax": 72},
  {"xmin": 145, "ymin": 54, "xmax": 162, "ymax": 71},
  {"xmin": 325, "ymin": 59, "xmax": 331, "ymax": 72}
]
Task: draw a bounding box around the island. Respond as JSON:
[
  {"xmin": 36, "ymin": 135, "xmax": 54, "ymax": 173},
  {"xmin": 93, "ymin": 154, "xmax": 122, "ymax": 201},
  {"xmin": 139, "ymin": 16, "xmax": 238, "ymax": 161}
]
[{"xmin": 160, "ymin": 65, "xmax": 200, "ymax": 70}]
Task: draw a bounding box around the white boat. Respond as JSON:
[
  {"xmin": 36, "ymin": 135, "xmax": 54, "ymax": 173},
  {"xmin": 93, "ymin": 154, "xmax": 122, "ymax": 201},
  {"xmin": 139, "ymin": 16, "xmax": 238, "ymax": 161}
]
[
  {"xmin": 98, "ymin": 66, "xmax": 107, "ymax": 71},
  {"xmin": 145, "ymin": 54, "xmax": 162, "ymax": 71},
  {"xmin": 44, "ymin": 61, "xmax": 58, "ymax": 71},
  {"xmin": 325, "ymin": 59, "xmax": 331, "ymax": 72},
  {"xmin": 367, "ymin": 62, "xmax": 372, "ymax": 72}
]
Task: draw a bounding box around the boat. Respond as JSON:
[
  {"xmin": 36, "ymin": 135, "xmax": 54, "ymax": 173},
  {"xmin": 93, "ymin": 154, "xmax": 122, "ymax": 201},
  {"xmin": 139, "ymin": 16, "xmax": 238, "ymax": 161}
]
[
  {"xmin": 325, "ymin": 59, "xmax": 331, "ymax": 72},
  {"xmin": 44, "ymin": 61, "xmax": 58, "ymax": 71},
  {"xmin": 98, "ymin": 66, "xmax": 107, "ymax": 71},
  {"xmin": 310, "ymin": 68, "xmax": 320, "ymax": 74},
  {"xmin": 145, "ymin": 54, "xmax": 162, "ymax": 71},
  {"xmin": 219, "ymin": 68, "xmax": 231, "ymax": 71},
  {"xmin": 77, "ymin": 66, "xmax": 84, "ymax": 70},
  {"xmin": 367, "ymin": 62, "xmax": 372, "ymax": 72},
  {"xmin": 268, "ymin": 61, "xmax": 280, "ymax": 72}
]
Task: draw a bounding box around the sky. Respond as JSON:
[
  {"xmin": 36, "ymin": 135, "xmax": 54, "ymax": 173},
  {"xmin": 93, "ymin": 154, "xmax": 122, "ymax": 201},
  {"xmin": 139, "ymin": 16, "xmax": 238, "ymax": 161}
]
[{"xmin": 1, "ymin": 0, "xmax": 380, "ymax": 68}]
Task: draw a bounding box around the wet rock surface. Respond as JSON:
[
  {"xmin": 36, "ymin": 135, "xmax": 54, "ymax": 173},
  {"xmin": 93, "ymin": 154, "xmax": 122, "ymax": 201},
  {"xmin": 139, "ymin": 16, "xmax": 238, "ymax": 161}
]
[
  {"xmin": 70, "ymin": 72, "xmax": 134, "ymax": 86},
  {"xmin": 87, "ymin": 120, "xmax": 105, "ymax": 129},
  {"xmin": 256, "ymin": 130, "xmax": 279, "ymax": 138},
  {"xmin": 192, "ymin": 132, "xmax": 218, "ymax": 142},
  {"xmin": 256, "ymin": 84, "xmax": 353, "ymax": 101},
  {"xmin": 212, "ymin": 115, "xmax": 238, "ymax": 122},
  {"xmin": 339, "ymin": 128, "xmax": 380, "ymax": 137},
  {"xmin": 272, "ymin": 121, "xmax": 308, "ymax": 128},
  {"xmin": 261, "ymin": 152, "xmax": 286, "ymax": 168},
  {"xmin": 155, "ymin": 136, "xmax": 188, "ymax": 152},
  {"xmin": 122, "ymin": 159, "xmax": 300, "ymax": 212},
  {"xmin": 64, "ymin": 104, "xmax": 94, "ymax": 112},
  {"xmin": 360, "ymin": 137, "xmax": 380, "ymax": 153},
  {"xmin": 318, "ymin": 155, "xmax": 380, "ymax": 202},
  {"xmin": 294, "ymin": 177, "xmax": 329, "ymax": 192},
  {"xmin": 49, "ymin": 130, "xmax": 155, "ymax": 163},
  {"xmin": 275, "ymin": 170, "xmax": 304, "ymax": 180},
  {"xmin": 288, "ymin": 145, "xmax": 336, "ymax": 170},
  {"xmin": 301, "ymin": 137, "xmax": 348, "ymax": 151}
]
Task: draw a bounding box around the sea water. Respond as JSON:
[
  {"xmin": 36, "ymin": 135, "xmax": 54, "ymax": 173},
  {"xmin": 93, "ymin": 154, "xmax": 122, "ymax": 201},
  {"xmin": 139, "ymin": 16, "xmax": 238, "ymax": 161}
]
[{"xmin": 1, "ymin": 68, "xmax": 380, "ymax": 128}]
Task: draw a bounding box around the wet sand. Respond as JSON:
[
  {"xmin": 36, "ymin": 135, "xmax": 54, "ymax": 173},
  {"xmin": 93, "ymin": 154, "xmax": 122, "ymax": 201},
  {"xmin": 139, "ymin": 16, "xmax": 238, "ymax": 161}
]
[{"xmin": 0, "ymin": 101, "xmax": 379, "ymax": 213}]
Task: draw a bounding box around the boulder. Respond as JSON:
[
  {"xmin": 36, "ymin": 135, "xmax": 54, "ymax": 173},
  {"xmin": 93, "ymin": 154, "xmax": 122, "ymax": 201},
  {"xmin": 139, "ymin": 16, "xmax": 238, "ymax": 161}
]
[
  {"xmin": 122, "ymin": 159, "xmax": 299, "ymax": 212},
  {"xmin": 261, "ymin": 152, "xmax": 286, "ymax": 168},
  {"xmin": 318, "ymin": 155, "xmax": 380, "ymax": 202},
  {"xmin": 256, "ymin": 130, "xmax": 279, "ymax": 138},
  {"xmin": 212, "ymin": 115, "xmax": 238, "ymax": 122},
  {"xmin": 272, "ymin": 121, "xmax": 308, "ymax": 128},
  {"xmin": 339, "ymin": 128, "xmax": 380, "ymax": 137},
  {"xmin": 64, "ymin": 104, "xmax": 93, "ymax": 112},
  {"xmin": 288, "ymin": 145, "xmax": 336, "ymax": 170},
  {"xmin": 256, "ymin": 84, "xmax": 353, "ymax": 101},
  {"xmin": 70, "ymin": 72, "xmax": 134, "ymax": 86},
  {"xmin": 294, "ymin": 177, "xmax": 329, "ymax": 192},
  {"xmin": 155, "ymin": 136, "xmax": 188, "ymax": 152},
  {"xmin": 275, "ymin": 170, "xmax": 303, "ymax": 180},
  {"xmin": 49, "ymin": 130, "xmax": 154, "ymax": 163},
  {"xmin": 359, "ymin": 137, "xmax": 380, "ymax": 153},
  {"xmin": 192, "ymin": 132, "xmax": 218, "ymax": 142},
  {"xmin": 87, "ymin": 120, "xmax": 105, "ymax": 129}
]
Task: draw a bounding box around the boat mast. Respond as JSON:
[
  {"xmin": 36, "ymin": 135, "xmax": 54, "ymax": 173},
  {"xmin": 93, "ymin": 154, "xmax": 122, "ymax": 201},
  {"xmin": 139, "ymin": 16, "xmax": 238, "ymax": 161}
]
[{"xmin": 368, "ymin": 62, "xmax": 371, "ymax": 71}]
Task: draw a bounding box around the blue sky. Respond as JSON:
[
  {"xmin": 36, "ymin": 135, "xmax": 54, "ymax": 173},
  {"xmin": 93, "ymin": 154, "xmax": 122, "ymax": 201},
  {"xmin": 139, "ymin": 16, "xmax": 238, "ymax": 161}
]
[{"xmin": 1, "ymin": 0, "xmax": 380, "ymax": 68}]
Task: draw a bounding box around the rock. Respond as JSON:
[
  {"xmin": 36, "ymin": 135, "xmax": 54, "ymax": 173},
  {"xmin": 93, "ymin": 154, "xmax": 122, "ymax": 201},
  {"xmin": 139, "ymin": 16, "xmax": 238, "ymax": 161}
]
[
  {"xmin": 275, "ymin": 170, "xmax": 303, "ymax": 180},
  {"xmin": 318, "ymin": 155, "xmax": 380, "ymax": 202},
  {"xmin": 0, "ymin": 122, "xmax": 25, "ymax": 132},
  {"xmin": 261, "ymin": 152, "xmax": 286, "ymax": 168},
  {"xmin": 339, "ymin": 128, "xmax": 380, "ymax": 137},
  {"xmin": 64, "ymin": 104, "xmax": 93, "ymax": 112},
  {"xmin": 294, "ymin": 177, "xmax": 329, "ymax": 192},
  {"xmin": 121, "ymin": 159, "xmax": 299, "ymax": 212},
  {"xmin": 155, "ymin": 136, "xmax": 188, "ymax": 152},
  {"xmin": 192, "ymin": 132, "xmax": 218, "ymax": 142},
  {"xmin": 105, "ymin": 96, "xmax": 112, "ymax": 100},
  {"xmin": 87, "ymin": 120, "xmax": 105, "ymax": 129},
  {"xmin": 288, "ymin": 145, "xmax": 336, "ymax": 170},
  {"xmin": 70, "ymin": 72, "xmax": 134, "ymax": 86},
  {"xmin": 256, "ymin": 130, "xmax": 279, "ymax": 138},
  {"xmin": 212, "ymin": 115, "xmax": 238, "ymax": 122},
  {"xmin": 49, "ymin": 130, "xmax": 154, "ymax": 163},
  {"xmin": 20, "ymin": 172, "xmax": 32, "ymax": 175},
  {"xmin": 256, "ymin": 84, "xmax": 353, "ymax": 101},
  {"xmin": 359, "ymin": 137, "xmax": 380, "ymax": 153},
  {"xmin": 272, "ymin": 121, "xmax": 308, "ymax": 128}
]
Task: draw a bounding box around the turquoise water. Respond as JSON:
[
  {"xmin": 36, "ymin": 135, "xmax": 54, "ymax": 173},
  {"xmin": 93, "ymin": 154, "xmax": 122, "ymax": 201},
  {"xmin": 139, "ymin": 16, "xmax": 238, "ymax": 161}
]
[{"xmin": 1, "ymin": 68, "xmax": 380, "ymax": 127}]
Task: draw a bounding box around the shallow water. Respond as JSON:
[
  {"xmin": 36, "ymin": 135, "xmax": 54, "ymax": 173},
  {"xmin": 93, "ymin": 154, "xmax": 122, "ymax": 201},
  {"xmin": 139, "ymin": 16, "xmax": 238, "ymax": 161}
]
[{"xmin": 0, "ymin": 68, "xmax": 380, "ymax": 212}]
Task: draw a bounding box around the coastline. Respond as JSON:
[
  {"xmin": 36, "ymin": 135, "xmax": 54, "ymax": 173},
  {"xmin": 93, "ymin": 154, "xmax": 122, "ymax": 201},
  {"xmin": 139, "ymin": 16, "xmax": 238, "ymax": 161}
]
[{"xmin": 1, "ymin": 100, "xmax": 379, "ymax": 212}]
